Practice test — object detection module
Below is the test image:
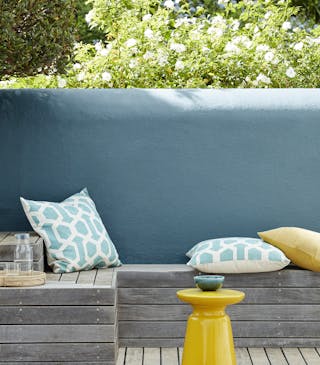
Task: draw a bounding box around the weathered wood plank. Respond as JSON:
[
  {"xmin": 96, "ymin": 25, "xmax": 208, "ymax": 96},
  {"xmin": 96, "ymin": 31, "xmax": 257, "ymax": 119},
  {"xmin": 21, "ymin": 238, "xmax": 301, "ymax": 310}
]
[
  {"xmin": 265, "ymin": 348, "xmax": 287, "ymax": 365},
  {"xmin": 235, "ymin": 348, "xmax": 252, "ymax": 365},
  {"xmin": 299, "ymin": 348, "xmax": 320, "ymax": 365},
  {"xmin": 0, "ymin": 363, "xmax": 114, "ymax": 365},
  {"xmin": 45, "ymin": 272, "xmax": 61, "ymax": 282},
  {"xmin": 116, "ymin": 348, "xmax": 126, "ymax": 365},
  {"xmin": 0, "ymin": 343, "xmax": 115, "ymax": 362},
  {"xmin": 161, "ymin": 348, "xmax": 179, "ymax": 365},
  {"xmin": 143, "ymin": 348, "xmax": 160, "ymax": 365},
  {"xmin": 178, "ymin": 348, "xmax": 183, "ymax": 365},
  {"xmin": 119, "ymin": 304, "xmax": 320, "ymax": 321},
  {"xmin": 0, "ymin": 306, "xmax": 114, "ymax": 324},
  {"xmin": 0, "ymin": 287, "xmax": 115, "ymax": 305},
  {"xmin": 95, "ymin": 268, "xmax": 114, "ymax": 287},
  {"xmin": 117, "ymin": 267, "xmax": 319, "ymax": 288},
  {"xmin": 234, "ymin": 338, "xmax": 320, "ymax": 348},
  {"xmin": 118, "ymin": 287, "xmax": 320, "ymax": 305},
  {"xmin": 125, "ymin": 348, "xmax": 143, "ymax": 365},
  {"xmin": 0, "ymin": 325, "xmax": 115, "ymax": 343},
  {"xmin": 119, "ymin": 321, "xmax": 320, "ymax": 339},
  {"xmin": 0, "ymin": 232, "xmax": 9, "ymax": 242},
  {"xmin": 248, "ymin": 348, "xmax": 270, "ymax": 365},
  {"xmin": 120, "ymin": 339, "xmax": 184, "ymax": 348},
  {"xmin": 78, "ymin": 269, "xmax": 97, "ymax": 285},
  {"xmin": 60, "ymin": 272, "xmax": 79, "ymax": 283},
  {"xmin": 282, "ymin": 348, "xmax": 306, "ymax": 365}
]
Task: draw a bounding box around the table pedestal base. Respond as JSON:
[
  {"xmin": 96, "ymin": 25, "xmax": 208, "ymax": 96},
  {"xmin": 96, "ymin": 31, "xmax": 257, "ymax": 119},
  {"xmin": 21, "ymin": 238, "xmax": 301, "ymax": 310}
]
[{"xmin": 182, "ymin": 309, "xmax": 236, "ymax": 365}]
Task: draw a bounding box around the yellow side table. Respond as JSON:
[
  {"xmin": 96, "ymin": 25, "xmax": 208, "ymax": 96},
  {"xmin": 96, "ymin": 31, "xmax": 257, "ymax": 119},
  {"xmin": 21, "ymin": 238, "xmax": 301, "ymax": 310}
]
[{"xmin": 177, "ymin": 288, "xmax": 245, "ymax": 365}]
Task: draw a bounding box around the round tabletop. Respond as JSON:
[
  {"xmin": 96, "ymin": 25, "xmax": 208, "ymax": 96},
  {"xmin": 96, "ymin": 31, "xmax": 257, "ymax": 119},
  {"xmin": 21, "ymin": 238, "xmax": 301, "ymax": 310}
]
[{"xmin": 177, "ymin": 288, "xmax": 245, "ymax": 306}]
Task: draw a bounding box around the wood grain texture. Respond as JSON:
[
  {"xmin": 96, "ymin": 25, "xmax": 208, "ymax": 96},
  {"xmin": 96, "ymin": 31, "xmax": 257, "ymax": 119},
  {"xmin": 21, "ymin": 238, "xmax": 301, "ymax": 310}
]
[
  {"xmin": 119, "ymin": 304, "xmax": 320, "ymax": 321},
  {"xmin": 161, "ymin": 348, "xmax": 179, "ymax": 365},
  {"xmin": 143, "ymin": 348, "xmax": 160, "ymax": 365},
  {"xmin": 235, "ymin": 348, "xmax": 252, "ymax": 365},
  {"xmin": 78, "ymin": 269, "xmax": 97, "ymax": 284},
  {"xmin": 95, "ymin": 268, "xmax": 114, "ymax": 286},
  {"xmin": 299, "ymin": 348, "xmax": 320, "ymax": 365},
  {"xmin": 0, "ymin": 343, "xmax": 115, "ymax": 362},
  {"xmin": 0, "ymin": 286, "xmax": 115, "ymax": 305},
  {"xmin": 248, "ymin": 348, "xmax": 270, "ymax": 365},
  {"xmin": 0, "ymin": 324, "xmax": 115, "ymax": 343},
  {"xmin": 0, "ymin": 306, "xmax": 114, "ymax": 324},
  {"xmin": 265, "ymin": 348, "xmax": 287, "ymax": 365},
  {"xmin": 125, "ymin": 348, "xmax": 143, "ymax": 365},
  {"xmin": 118, "ymin": 287, "xmax": 320, "ymax": 305},
  {"xmin": 60, "ymin": 272, "xmax": 79, "ymax": 283},
  {"xmin": 282, "ymin": 348, "xmax": 306, "ymax": 365}
]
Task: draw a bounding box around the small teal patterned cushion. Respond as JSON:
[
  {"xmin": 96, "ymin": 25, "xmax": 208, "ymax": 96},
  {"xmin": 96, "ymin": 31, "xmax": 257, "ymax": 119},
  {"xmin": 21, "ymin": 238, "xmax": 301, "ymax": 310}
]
[
  {"xmin": 21, "ymin": 188, "xmax": 121, "ymax": 273},
  {"xmin": 187, "ymin": 237, "xmax": 290, "ymax": 273}
]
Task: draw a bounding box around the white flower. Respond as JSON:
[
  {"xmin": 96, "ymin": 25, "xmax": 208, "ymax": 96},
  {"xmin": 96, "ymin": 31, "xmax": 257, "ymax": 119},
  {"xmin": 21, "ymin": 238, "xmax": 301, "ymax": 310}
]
[
  {"xmin": 100, "ymin": 48, "xmax": 109, "ymax": 56},
  {"xmin": 256, "ymin": 73, "xmax": 271, "ymax": 84},
  {"xmin": 142, "ymin": 14, "xmax": 152, "ymax": 21},
  {"xmin": 207, "ymin": 27, "xmax": 224, "ymax": 37},
  {"xmin": 264, "ymin": 51, "xmax": 274, "ymax": 62},
  {"xmin": 202, "ymin": 46, "xmax": 210, "ymax": 53},
  {"xmin": 85, "ymin": 10, "xmax": 94, "ymax": 24},
  {"xmin": 164, "ymin": 0, "xmax": 174, "ymax": 9},
  {"xmin": 264, "ymin": 11, "xmax": 272, "ymax": 19},
  {"xmin": 231, "ymin": 20, "xmax": 240, "ymax": 31},
  {"xmin": 125, "ymin": 38, "xmax": 137, "ymax": 48},
  {"xmin": 129, "ymin": 60, "xmax": 137, "ymax": 69},
  {"xmin": 224, "ymin": 42, "xmax": 240, "ymax": 54},
  {"xmin": 95, "ymin": 42, "xmax": 103, "ymax": 52},
  {"xmin": 211, "ymin": 15, "xmax": 227, "ymax": 27},
  {"xmin": 76, "ymin": 72, "xmax": 86, "ymax": 82},
  {"xmin": 158, "ymin": 54, "xmax": 168, "ymax": 66},
  {"xmin": 218, "ymin": 0, "xmax": 229, "ymax": 6},
  {"xmin": 102, "ymin": 72, "xmax": 112, "ymax": 82},
  {"xmin": 170, "ymin": 42, "xmax": 186, "ymax": 53},
  {"xmin": 143, "ymin": 51, "xmax": 154, "ymax": 60},
  {"xmin": 57, "ymin": 77, "xmax": 67, "ymax": 88},
  {"xmin": 282, "ymin": 21, "xmax": 292, "ymax": 31},
  {"xmin": 254, "ymin": 26, "xmax": 259, "ymax": 34},
  {"xmin": 190, "ymin": 30, "xmax": 201, "ymax": 41},
  {"xmin": 144, "ymin": 29, "xmax": 154, "ymax": 39},
  {"xmin": 256, "ymin": 44, "xmax": 269, "ymax": 52},
  {"xmin": 175, "ymin": 60, "xmax": 184, "ymax": 70},
  {"xmin": 175, "ymin": 18, "xmax": 188, "ymax": 28},
  {"xmin": 293, "ymin": 42, "xmax": 303, "ymax": 51},
  {"xmin": 73, "ymin": 63, "xmax": 81, "ymax": 70},
  {"xmin": 286, "ymin": 67, "xmax": 296, "ymax": 78}
]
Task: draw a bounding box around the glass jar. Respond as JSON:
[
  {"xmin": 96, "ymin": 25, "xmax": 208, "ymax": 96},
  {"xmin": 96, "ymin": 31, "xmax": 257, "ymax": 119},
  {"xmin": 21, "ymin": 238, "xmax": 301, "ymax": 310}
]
[{"xmin": 14, "ymin": 233, "xmax": 33, "ymax": 274}]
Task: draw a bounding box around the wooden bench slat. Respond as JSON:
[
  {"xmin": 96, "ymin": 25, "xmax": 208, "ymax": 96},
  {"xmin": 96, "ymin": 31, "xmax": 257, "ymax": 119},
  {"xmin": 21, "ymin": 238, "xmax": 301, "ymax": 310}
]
[
  {"xmin": 299, "ymin": 348, "xmax": 320, "ymax": 365},
  {"xmin": 0, "ymin": 287, "xmax": 115, "ymax": 305},
  {"xmin": 0, "ymin": 306, "xmax": 114, "ymax": 324},
  {"xmin": 60, "ymin": 272, "xmax": 80, "ymax": 283},
  {"xmin": 78, "ymin": 269, "xmax": 97, "ymax": 285},
  {"xmin": 125, "ymin": 348, "xmax": 143, "ymax": 365},
  {"xmin": 0, "ymin": 325, "xmax": 115, "ymax": 343},
  {"xmin": 95, "ymin": 268, "xmax": 114, "ymax": 286},
  {"xmin": 235, "ymin": 348, "xmax": 252, "ymax": 365},
  {"xmin": 119, "ymin": 304, "xmax": 320, "ymax": 321},
  {"xmin": 248, "ymin": 348, "xmax": 269, "ymax": 365},
  {"xmin": 282, "ymin": 348, "xmax": 306, "ymax": 365},
  {"xmin": 161, "ymin": 348, "xmax": 179, "ymax": 365},
  {"xmin": 0, "ymin": 343, "xmax": 115, "ymax": 362},
  {"xmin": 265, "ymin": 348, "xmax": 287, "ymax": 365}
]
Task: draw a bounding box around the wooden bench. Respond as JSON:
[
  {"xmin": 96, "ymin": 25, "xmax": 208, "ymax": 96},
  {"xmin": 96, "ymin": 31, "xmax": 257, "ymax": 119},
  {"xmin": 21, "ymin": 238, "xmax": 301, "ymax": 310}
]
[
  {"xmin": 0, "ymin": 269, "xmax": 118, "ymax": 364},
  {"xmin": 1, "ymin": 231, "xmax": 320, "ymax": 364}
]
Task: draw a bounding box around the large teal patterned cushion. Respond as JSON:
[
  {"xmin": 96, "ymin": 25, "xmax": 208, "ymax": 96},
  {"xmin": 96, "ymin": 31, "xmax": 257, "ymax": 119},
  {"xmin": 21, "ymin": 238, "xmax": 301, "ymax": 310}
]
[
  {"xmin": 21, "ymin": 188, "xmax": 121, "ymax": 273},
  {"xmin": 187, "ymin": 237, "xmax": 290, "ymax": 273}
]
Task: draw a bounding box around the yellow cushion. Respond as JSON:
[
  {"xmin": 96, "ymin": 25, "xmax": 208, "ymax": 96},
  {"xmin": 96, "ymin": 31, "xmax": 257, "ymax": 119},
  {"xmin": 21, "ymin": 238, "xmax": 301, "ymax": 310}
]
[{"xmin": 258, "ymin": 227, "xmax": 320, "ymax": 272}]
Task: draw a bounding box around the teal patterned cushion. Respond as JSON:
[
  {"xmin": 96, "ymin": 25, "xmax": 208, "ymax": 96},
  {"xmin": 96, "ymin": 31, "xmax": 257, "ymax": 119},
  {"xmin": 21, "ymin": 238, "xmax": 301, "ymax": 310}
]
[
  {"xmin": 21, "ymin": 188, "xmax": 121, "ymax": 273},
  {"xmin": 187, "ymin": 237, "xmax": 290, "ymax": 273}
]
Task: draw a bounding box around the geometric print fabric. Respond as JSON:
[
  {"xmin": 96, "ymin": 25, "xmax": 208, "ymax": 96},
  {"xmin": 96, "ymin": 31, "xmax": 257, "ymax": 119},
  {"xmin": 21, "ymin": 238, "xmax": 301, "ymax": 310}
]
[
  {"xmin": 187, "ymin": 237, "xmax": 290, "ymax": 274},
  {"xmin": 21, "ymin": 188, "xmax": 121, "ymax": 273}
]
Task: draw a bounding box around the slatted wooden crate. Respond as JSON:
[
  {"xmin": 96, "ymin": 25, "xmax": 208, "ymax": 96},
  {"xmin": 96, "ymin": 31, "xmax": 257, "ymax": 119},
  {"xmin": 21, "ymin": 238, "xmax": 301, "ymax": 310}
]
[
  {"xmin": 117, "ymin": 265, "xmax": 320, "ymax": 348},
  {"xmin": 0, "ymin": 268, "xmax": 118, "ymax": 364},
  {"xmin": 0, "ymin": 232, "xmax": 44, "ymax": 271}
]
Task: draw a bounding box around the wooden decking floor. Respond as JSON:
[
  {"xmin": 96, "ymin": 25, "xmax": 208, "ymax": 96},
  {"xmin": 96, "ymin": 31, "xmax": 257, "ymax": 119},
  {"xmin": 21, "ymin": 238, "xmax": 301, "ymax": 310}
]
[{"xmin": 116, "ymin": 347, "xmax": 320, "ymax": 365}]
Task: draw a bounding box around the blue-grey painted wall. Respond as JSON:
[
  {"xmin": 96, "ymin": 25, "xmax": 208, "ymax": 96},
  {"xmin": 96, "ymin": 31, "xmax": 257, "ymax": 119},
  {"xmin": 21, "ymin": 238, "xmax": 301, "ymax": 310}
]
[{"xmin": 0, "ymin": 89, "xmax": 320, "ymax": 263}]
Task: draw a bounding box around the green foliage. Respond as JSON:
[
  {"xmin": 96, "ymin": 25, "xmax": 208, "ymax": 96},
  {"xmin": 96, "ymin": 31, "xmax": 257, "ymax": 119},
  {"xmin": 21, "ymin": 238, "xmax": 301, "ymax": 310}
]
[
  {"xmin": 0, "ymin": 0, "xmax": 77, "ymax": 77},
  {"xmin": 292, "ymin": 0, "xmax": 320, "ymax": 22},
  {"xmin": 2, "ymin": 0, "xmax": 320, "ymax": 88}
]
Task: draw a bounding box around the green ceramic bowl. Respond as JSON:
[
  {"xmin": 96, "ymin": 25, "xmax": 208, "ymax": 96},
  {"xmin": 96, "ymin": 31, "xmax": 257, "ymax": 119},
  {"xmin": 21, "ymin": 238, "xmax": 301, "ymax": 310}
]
[{"xmin": 194, "ymin": 275, "xmax": 224, "ymax": 291}]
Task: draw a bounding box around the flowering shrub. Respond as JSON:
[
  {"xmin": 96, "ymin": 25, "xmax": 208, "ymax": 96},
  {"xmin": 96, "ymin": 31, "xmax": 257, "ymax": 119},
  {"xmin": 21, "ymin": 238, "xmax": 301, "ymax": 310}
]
[{"xmin": 2, "ymin": 0, "xmax": 320, "ymax": 88}]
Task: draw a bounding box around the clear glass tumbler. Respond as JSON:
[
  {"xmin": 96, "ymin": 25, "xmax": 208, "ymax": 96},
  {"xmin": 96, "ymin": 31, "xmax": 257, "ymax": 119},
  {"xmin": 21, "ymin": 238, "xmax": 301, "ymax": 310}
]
[{"xmin": 14, "ymin": 233, "xmax": 33, "ymax": 274}]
